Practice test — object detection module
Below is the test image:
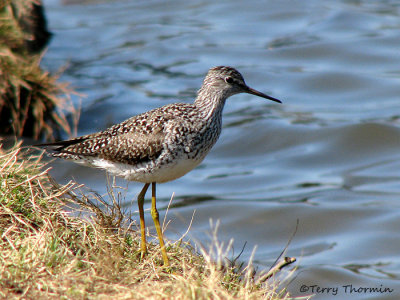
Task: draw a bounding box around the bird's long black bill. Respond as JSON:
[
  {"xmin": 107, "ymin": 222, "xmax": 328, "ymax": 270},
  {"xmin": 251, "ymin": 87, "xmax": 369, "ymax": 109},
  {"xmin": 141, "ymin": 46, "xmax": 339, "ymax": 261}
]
[{"xmin": 246, "ymin": 86, "xmax": 282, "ymax": 103}]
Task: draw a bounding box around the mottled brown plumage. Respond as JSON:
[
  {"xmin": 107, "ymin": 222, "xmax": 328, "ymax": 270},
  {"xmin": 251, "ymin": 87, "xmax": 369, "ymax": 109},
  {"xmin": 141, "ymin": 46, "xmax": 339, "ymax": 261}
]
[{"xmin": 38, "ymin": 66, "xmax": 282, "ymax": 266}]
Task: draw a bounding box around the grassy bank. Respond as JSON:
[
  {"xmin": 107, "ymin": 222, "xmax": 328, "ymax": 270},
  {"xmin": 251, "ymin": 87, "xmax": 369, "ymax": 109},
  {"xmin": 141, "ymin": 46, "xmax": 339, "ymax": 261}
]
[
  {"xmin": 0, "ymin": 1, "xmax": 78, "ymax": 139},
  {"xmin": 0, "ymin": 144, "xmax": 294, "ymax": 299}
]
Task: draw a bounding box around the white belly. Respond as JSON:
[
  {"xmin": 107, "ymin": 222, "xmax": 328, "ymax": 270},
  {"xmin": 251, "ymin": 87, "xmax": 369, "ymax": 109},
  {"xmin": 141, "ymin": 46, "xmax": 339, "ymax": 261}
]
[{"xmin": 86, "ymin": 156, "xmax": 203, "ymax": 183}]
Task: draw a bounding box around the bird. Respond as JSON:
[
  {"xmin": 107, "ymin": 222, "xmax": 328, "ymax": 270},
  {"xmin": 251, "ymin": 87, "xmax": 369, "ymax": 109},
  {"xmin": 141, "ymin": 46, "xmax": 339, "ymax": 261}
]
[{"xmin": 38, "ymin": 66, "xmax": 282, "ymax": 266}]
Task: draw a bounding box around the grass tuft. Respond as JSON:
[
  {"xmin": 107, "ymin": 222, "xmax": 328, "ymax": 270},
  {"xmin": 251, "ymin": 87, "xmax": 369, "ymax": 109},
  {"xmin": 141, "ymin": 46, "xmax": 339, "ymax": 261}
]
[
  {"xmin": 0, "ymin": 144, "xmax": 295, "ymax": 299},
  {"xmin": 0, "ymin": 1, "xmax": 79, "ymax": 140}
]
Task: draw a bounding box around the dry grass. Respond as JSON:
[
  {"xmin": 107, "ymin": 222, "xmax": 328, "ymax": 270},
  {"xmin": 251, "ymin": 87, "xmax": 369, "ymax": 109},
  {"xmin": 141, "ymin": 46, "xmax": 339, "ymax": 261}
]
[
  {"xmin": 0, "ymin": 0, "xmax": 79, "ymax": 140},
  {"xmin": 0, "ymin": 144, "xmax": 295, "ymax": 299}
]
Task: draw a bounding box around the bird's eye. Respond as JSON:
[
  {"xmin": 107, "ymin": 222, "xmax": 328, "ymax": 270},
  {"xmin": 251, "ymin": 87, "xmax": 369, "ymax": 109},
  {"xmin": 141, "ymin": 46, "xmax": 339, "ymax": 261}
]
[{"xmin": 225, "ymin": 76, "xmax": 234, "ymax": 84}]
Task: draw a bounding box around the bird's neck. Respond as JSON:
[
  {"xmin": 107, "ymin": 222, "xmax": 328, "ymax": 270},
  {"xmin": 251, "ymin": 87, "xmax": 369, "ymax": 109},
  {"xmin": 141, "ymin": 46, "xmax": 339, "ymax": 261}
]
[{"xmin": 194, "ymin": 87, "xmax": 227, "ymax": 122}]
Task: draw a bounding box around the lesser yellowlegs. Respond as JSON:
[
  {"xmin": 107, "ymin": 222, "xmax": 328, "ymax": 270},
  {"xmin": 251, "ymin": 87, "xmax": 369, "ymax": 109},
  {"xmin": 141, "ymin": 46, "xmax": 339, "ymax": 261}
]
[{"xmin": 39, "ymin": 66, "xmax": 282, "ymax": 266}]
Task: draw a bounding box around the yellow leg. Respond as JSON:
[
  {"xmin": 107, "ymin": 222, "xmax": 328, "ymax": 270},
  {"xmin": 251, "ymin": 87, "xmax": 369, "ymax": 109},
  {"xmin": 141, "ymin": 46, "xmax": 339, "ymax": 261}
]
[
  {"xmin": 151, "ymin": 182, "xmax": 169, "ymax": 266},
  {"xmin": 137, "ymin": 183, "xmax": 150, "ymax": 258}
]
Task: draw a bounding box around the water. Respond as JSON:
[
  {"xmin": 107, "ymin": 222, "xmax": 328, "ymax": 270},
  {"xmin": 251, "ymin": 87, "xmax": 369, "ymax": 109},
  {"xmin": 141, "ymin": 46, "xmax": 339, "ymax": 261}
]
[{"xmin": 42, "ymin": 0, "xmax": 400, "ymax": 298}]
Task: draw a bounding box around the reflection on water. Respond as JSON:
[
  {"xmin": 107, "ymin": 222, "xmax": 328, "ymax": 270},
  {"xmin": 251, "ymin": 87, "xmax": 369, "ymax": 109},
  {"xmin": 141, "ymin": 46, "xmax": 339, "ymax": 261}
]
[{"xmin": 43, "ymin": 0, "xmax": 400, "ymax": 298}]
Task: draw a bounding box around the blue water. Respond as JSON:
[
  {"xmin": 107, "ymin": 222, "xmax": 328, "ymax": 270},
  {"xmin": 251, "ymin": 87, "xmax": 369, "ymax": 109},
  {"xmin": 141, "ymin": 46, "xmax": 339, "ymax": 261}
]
[{"xmin": 42, "ymin": 0, "xmax": 400, "ymax": 298}]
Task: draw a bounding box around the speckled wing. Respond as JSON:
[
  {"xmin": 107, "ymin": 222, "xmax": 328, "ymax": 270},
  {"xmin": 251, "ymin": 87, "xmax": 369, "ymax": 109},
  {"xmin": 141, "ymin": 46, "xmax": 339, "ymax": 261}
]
[{"xmin": 38, "ymin": 111, "xmax": 169, "ymax": 166}]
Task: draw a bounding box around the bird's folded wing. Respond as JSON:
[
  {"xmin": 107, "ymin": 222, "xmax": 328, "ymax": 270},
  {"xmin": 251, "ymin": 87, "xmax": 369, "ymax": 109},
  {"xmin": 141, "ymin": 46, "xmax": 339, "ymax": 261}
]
[{"xmin": 37, "ymin": 125, "xmax": 167, "ymax": 166}]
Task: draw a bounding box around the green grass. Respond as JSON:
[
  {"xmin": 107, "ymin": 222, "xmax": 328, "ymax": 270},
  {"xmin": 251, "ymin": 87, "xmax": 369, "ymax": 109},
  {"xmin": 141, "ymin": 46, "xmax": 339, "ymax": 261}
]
[{"xmin": 0, "ymin": 144, "xmax": 296, "ymax": 299}]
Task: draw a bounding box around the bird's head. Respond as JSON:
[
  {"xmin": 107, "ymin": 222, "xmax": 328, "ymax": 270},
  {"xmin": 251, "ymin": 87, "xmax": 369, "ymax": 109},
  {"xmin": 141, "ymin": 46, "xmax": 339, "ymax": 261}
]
[{"xmin": 200, "ymin": 66, "xmax": 282, "ymax": 103}]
